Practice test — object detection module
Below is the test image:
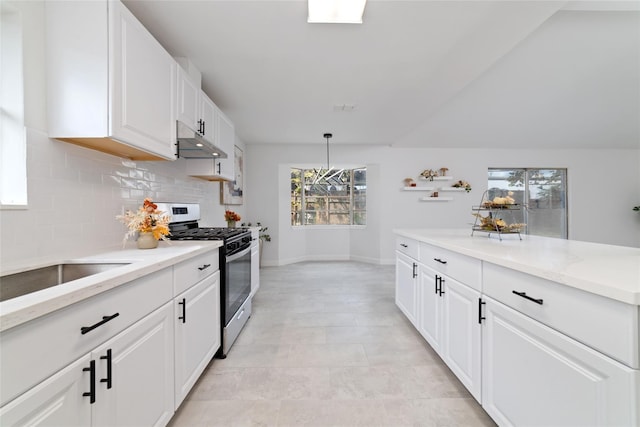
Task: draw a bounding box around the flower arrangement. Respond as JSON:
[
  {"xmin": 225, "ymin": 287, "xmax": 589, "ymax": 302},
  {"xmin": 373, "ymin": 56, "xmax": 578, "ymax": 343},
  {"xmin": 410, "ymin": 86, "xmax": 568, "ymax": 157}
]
[
  {"xmin": 420, "ymin": 169, "xmax": 438, "ymax": 181},
  {"xmin": 452, "ymin": 180, "xmax": 472, "ymax": 192},
  {"xmin": 224, "ymin": 210, "xmax": 241, "ymax": 222},
  {"xmin": 116, "ymin": 198, "xmax": 170, "ymax": 243}
]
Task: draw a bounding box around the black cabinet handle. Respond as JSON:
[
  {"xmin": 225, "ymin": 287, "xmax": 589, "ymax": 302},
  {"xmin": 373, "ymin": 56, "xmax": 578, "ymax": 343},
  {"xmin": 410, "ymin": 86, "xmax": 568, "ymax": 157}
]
[
  {"xmin": 478, "ymin": 298, "xmax": 486, "ymax": 324},
  {"xmin": 202, "ymin": 120, "xmax": 206, "ymax": 135},
  {"xmin": 435, "ymin": 275, "xmax": 445, "ymax": 296},
  {"xmin": 217, "ymin": 163, "xmax": 221, "ymax": 175},
  {"xmin": 512, "ymin": 290, "xmax": 543, "ymax": 305},
  {"xmin": 433, "ymin": 258, "xmax": 447, "ymax": 265},
  {"xmin": 400, "ymin": 243, "xmax": 408, "ymax": 248},
  {"xmin": 197, "ymin": 119, "xmax": 203, "ymax": 134},
  {"xmin": 434, "ymin": 275, "xmax": 440, "ymax": 294},
  {"xmin": 412, "ymin": 263, "xmax": 417, "ymax": 279},
  {"xmin": 81, "ymin": 313, "xmax": 120, "ymax": 335},
  {"xmin": 198, "ymin": 264, "xmax": 211, "ymax": 271},
  {"xmin": 100, "ymin": 349, "xmax": 112, "ymax": 389},
  {"xmin": 83, "ymin": 360, "xmax": 96, "ymax": 404},
  {"xmin": 178, "ymin": 298, "xmax": 186, "ymax": 323}
]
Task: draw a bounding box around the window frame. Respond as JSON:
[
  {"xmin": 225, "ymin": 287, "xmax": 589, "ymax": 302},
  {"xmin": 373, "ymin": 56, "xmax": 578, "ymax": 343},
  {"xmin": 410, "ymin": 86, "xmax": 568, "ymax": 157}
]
[
  {"xmin": 488, "ymin": 168, "xmax": 568, "ymax": 239},
  {"xmin": 291, "ymin": 166, "xmax": 366, "ymax": 227}
]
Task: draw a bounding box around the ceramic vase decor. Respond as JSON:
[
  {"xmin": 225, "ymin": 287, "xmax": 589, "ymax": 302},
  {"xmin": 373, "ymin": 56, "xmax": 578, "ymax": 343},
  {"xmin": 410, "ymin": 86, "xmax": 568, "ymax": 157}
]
[
  {"xmin": 137, "ymin": 232, "xmax": 159, "ymax": 249},
  {"xmin": 227, "ymin": 220, "xmax": 236, "ymax": 228}
]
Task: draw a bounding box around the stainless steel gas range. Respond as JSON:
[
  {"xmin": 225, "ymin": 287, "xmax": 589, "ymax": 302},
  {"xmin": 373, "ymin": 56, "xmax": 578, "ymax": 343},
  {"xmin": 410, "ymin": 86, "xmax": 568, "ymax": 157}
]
[{"xmin": 156, "ymin": 203, "xmax": 252, "ymax": 358}]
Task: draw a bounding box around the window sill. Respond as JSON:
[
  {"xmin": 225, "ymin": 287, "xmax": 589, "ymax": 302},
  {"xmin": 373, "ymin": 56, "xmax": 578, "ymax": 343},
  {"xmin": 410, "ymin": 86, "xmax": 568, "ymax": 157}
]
[{"xmin": 292, "ymin": 225, "xmax": 366, "ymax": 230}]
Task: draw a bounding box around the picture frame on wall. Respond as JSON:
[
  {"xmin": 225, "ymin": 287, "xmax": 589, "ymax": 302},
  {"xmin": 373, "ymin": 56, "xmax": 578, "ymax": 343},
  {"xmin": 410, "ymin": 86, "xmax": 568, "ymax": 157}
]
[{"xmin": 220, "ymin": 145, "xmax": 243, "ymax": 205}]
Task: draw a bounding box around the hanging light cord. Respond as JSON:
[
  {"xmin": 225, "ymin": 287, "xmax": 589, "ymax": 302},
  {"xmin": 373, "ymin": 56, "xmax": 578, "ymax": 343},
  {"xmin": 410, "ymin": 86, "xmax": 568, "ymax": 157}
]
[{"xmin": 324, "ymin": 133, "xmax": 332, "ymax": 171}]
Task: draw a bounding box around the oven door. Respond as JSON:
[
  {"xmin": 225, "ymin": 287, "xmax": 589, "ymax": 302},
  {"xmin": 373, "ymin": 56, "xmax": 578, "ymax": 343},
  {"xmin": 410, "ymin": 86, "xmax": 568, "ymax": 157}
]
[{"xmin": 224, "ymin": 245, "xmax": 252, "ymax": 326}]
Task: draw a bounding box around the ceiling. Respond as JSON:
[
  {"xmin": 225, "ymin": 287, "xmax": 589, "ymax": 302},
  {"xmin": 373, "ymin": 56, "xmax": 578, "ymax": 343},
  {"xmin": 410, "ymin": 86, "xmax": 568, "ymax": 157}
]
[{"xmin": 123, "ymin": 0, "xmax": 640, "ymax": 149}]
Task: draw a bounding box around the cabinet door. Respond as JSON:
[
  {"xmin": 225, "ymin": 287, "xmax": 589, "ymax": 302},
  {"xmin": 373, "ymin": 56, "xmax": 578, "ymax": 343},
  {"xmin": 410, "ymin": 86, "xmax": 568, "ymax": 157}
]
[
  {"xmin": 110, "ymin": 1, "xmax": 176, "ymax": 159},
  {"xmin": 92, "ymin": 302, "xmax": 174, "ymax": 427},
  {"xmin": 174, "ymin": 271, "xmax": 221, "ymax": 408},
  {"xmin": 176, "ymin": 66, "xmax": 200, "ymax": 131},
  {"xmin": 417, "ymin": 264, "xmax": 442, "ymax": 353},
  {"xmin": 395, "ymin": 252, "xmax": 418, "ymax": 326},
  {"xmin": 214, "ymin": 109, "xmax": 236, "ymax": 181},
  {"xmin": 199, "ymin": 92, "xmax": 217, "ymax": 145},
  {"xmin": 0, "ymin": 354, "xmax": 92, "ymax": 426},
  {"xmin": 251, "ymin": 240, "xmax": 260, "ymax": 296},
  {"xmin": 441, "ymin": 277, "xmax": 481, "ymax": 402},
  {"xmin": 482, "ymin": 296, "xmax": 638, "ymax": 427}
]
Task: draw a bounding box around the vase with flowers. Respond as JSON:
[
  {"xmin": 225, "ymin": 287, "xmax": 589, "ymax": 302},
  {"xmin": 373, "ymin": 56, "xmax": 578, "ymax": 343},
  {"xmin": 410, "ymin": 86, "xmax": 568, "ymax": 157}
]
[
  {"xmin": 224, "ymin": 210, "xmax": 241, "ymax": 228},
  {"xmin": 116, "ymin": 198, "xmax": 170, "ymax": 249}
]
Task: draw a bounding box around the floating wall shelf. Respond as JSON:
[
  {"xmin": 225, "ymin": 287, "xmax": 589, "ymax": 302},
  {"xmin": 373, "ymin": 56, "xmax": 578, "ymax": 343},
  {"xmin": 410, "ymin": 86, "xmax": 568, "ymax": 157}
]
[
  {"xmin": 419, "ymin": 176, "xmax": 454, "ymax": 181},
  {"xmin": 403, "ymin": 187, "xmax": 435, "ymax": 191},
  {"xmin": 438, "ymin": 187, "xmax": 467, "ymax": 192},
  {"xmin": 419, "ymin": 197, "xmax": 454, "ymax": 202}
]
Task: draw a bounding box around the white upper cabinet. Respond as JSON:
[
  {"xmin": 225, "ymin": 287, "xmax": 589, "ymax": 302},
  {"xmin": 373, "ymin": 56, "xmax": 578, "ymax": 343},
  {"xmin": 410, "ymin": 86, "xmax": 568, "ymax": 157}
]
[
  {"xmin": 199, "ymin": 92, "xmax": 218, "ymax": 146},
  {"xmin": 46, "ymin": 0, "xmax": 177, "ymax": 161},
  {"xmin": 187, "ymin": 106, "xmax": 236, "ymax": 181},
  {"xmin": 176, "ymin": 66, "xmax": 217, "ymax": 146},
  {"xmin": 176, "ymin": 66, "xmax": 200, "ymax": 134},
  {"xmin": 215, "ymin": 109, "xmax": 236, "ymax": 181}
]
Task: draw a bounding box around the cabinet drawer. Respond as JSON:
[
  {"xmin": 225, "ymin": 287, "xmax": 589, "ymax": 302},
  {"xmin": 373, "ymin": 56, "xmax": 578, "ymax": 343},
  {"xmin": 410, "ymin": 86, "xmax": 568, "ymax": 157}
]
[
  {"xmin": 0, "ymin": 268, "xmax": 173, "ymax": 406},
  {"xmin": 483, "ymin": 262, "xmax": 639, "ymax": 369},
  {"xmin": 173, "ymin": 250, "xmax": 219, "ymax": 295},
  {"xmin": 420, "ymin": 243, "xmax": 481, "ymax": 291},
  {"xmin": 396, "ymin": 237, "xmax": 419, "ymax": 260}
]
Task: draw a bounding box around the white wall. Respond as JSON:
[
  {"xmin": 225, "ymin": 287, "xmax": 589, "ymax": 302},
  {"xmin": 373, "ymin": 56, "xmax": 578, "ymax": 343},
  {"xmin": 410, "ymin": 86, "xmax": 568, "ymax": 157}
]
[
  {"xmin": 245, "ymin": 143, "xmax": 640, "ymax": 266},
  {"xmin": 0, "ymin": 1, "xmax": 245, "ymax": 271}
]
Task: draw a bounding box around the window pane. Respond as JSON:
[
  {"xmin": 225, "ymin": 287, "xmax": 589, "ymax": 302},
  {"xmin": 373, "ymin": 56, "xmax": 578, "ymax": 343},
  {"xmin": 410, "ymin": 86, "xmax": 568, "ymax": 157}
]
[
  {"xmin": 291, "ymin": 167, "xmax": 366, "ymax": 226},
  {"xmin": 527, "ymin": 169, "xmax": 567, "ymax": 238},
  {"xmin": 328, "ymin": 213, "xmax": 350, "ymax": 225},
  {"xmin": 353, "ymin": 211, "xmax": 366, "ymax": 225},
  {"xmin": 488, "ymin": 168, "xmax": 567, "ymax": 239}
]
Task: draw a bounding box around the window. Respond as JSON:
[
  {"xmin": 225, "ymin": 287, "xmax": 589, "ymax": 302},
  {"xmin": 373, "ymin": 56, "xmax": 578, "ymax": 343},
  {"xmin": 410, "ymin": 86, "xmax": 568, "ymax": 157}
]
[
  {"xmin": 1, "ymin": 3, "xmax": 27, "ymax": 208},
  {"xmin": 488, "ymin": 168, "xmax": 567, "ymax": 238},
  {"xmin": 291, "ymin": 167, "xmax": 366, "ymax": 226}
]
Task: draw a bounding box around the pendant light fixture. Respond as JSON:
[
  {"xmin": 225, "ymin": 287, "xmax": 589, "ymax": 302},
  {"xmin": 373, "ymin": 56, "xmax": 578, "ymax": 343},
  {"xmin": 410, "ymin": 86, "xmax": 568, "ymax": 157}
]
[{"xmin": 324, "ymin": 133, "xmax": 332, "ymax": 171}]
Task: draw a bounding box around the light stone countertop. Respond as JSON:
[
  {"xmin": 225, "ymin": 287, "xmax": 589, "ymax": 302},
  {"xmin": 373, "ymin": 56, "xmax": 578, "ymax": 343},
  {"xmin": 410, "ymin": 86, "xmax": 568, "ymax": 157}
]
[
  {"xmin": 394, "ymin": 228, "xmax": 640, "ymax": 305},
  {"xmin": 0, "ymin": 240, "xmax": 223, "ymax": 332}
]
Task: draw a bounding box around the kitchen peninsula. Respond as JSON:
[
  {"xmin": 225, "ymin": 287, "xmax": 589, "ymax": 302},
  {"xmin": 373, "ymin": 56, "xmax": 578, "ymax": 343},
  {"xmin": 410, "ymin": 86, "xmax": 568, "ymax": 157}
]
[{"xmin": 394, "ymin": 229, "xmax": 639, "ymax": 426}]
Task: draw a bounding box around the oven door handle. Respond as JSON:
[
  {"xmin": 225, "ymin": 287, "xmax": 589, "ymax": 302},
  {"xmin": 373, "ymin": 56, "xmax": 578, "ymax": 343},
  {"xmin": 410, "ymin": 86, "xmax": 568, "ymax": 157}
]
[{"xmin": 226, "ymin": 245, "xmax": 251, "ymax": 263}]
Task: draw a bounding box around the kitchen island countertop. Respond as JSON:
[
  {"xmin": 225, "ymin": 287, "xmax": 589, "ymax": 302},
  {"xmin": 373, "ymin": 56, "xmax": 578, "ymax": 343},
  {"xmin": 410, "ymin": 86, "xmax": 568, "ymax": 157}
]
[
  {"xmin": 0, "ymin": 240, "xmax": 223, "ymax": 332},
  {"xmin": 395, "ymin": 228, "xmax": 640, "ymax": 305}
]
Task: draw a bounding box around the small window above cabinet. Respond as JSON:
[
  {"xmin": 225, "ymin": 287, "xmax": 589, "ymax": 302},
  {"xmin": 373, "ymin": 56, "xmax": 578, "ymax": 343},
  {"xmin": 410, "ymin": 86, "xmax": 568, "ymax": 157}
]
[{"xmin": 46, "ymin": 0, "xmax": 177, "ymax": 160}]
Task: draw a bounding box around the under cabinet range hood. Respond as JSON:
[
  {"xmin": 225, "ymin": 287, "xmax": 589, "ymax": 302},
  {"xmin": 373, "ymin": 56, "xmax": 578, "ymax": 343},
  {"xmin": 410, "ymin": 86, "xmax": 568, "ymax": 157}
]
[{"xmin": 176, "ymin": 121, "xmax": 228, "ymax": 159}]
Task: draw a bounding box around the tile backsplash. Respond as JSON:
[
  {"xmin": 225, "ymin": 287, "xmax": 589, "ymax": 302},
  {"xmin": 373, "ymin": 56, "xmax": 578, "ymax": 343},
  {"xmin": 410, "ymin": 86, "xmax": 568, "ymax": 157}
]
[{"xmin": 0, "ymin": 128, "xmax": 236, "ymax": 270}]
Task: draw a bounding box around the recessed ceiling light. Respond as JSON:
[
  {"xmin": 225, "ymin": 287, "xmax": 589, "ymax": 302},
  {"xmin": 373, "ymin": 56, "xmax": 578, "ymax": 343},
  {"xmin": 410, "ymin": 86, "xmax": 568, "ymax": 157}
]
[
  {"xmin": 196, "ymin": 143, "xmax": 203, "ymax": 147},
  {"xmin": 308, "ymin": 0, "xmax": 366, "ymax": 24}
]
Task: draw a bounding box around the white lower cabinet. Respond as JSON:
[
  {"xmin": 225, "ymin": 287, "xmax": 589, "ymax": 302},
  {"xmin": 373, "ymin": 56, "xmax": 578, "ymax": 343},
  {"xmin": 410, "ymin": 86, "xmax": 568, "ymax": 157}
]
[
  {"xmin": 92, "ymin": 302, "xmax": 174, "ymax": 427},
  {"xmin": 441, "ymin": 277, "xmax": 482, "ymax": 402},
  {"xmin": 1, "ymin": 248, "xmax": 223, "ymax": 427},
  {"xmin": 482, "ymin": 295, "xmax": 638, "ymax": 427},
  {"xmin": 417, "ymin": 264, "xmax": 442, "ymax": 354},
  {"xmin": 0, "ymin": 303, "xmax": 174, "ymax": 427},
  {"xmin": 396, "ymin": 236, "xmax": 640, "ymax": 426},
  {"xmin": 250, "ymin": 230, "xmax": 260, "ymax": 296},
  {"xmin": 395, "ymin": 252, "xmax": 418, "ymax": 326},
  {"xmin": 174, "ymin": 271, "xmax": 221, "ymax": 409},
  {"xmin": 0, "ymin": 355, "xmax": 92, "ymax": 426},
  {"xmin": 417, "ymin": 264, "xmax": 481, "ymax": 401}
]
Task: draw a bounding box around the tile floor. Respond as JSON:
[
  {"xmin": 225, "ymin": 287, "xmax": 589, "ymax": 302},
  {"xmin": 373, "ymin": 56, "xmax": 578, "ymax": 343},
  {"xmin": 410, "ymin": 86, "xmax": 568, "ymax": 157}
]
[{"xmin": 169, "ymin": 261, "xmax": 496, "ymax": 426}]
